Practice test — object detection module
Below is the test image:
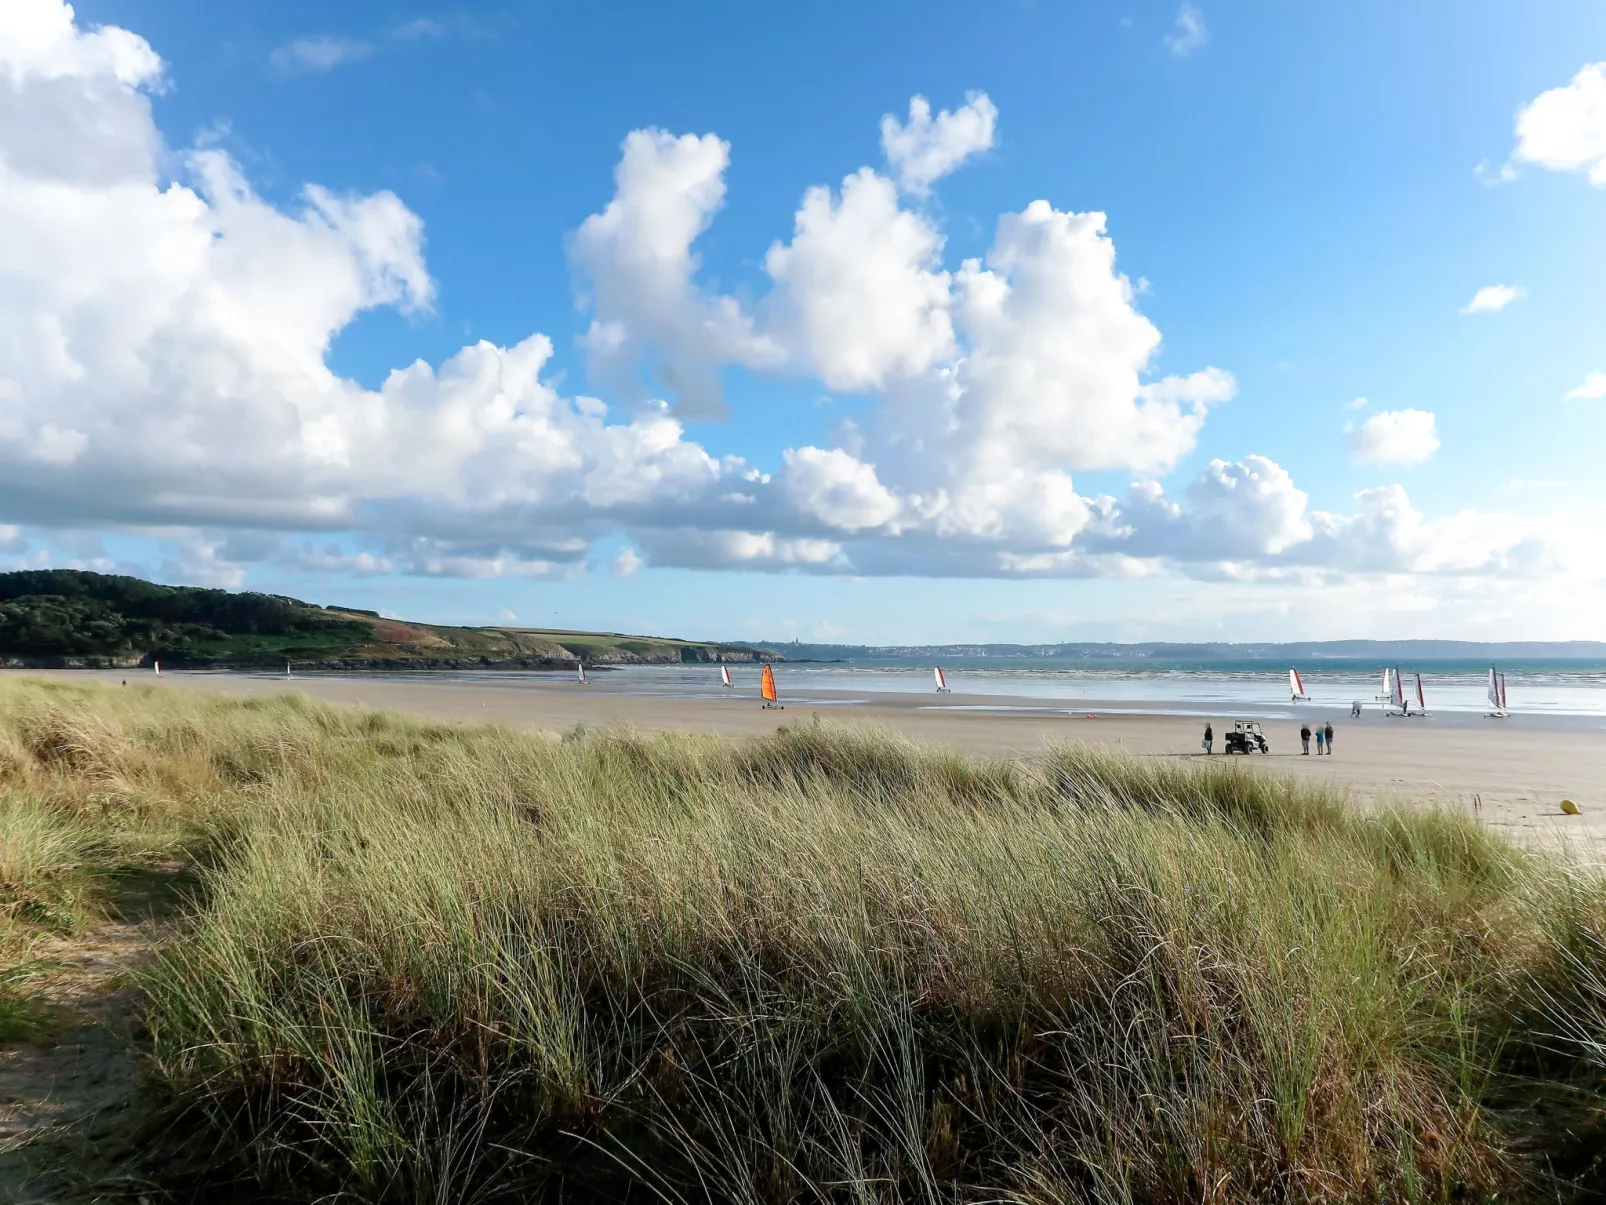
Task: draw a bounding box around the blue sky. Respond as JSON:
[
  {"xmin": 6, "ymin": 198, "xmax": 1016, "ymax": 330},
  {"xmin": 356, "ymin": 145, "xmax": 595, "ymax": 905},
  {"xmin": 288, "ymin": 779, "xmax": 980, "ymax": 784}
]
[{"xmin": 2, "ymin": 0, "xmax": 1605, "ymax": 642}]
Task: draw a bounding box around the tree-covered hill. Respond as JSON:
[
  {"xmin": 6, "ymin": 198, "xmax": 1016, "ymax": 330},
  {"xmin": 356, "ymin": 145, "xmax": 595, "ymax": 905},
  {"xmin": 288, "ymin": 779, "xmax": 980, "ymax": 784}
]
[
  {"xmin": 0, "ymin": 570, "xmax": 777, "ymax": 669},
  {"xmin": 0, "ymin": 571, "xmax": 373, "ymax": 666}
]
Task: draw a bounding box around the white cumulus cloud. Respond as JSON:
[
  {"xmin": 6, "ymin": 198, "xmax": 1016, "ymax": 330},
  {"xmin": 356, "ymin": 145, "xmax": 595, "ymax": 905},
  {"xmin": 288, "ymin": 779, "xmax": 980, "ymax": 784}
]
[
  {"xmin": 1513, "ymin": 62, "xmax": 1606, "ymax": 185},
  {"xmin": 1566, "ymin": 372, "xmax": 1606, "ymax": 400},
  {"xmin": 564, "ymin": 95, "xmax": 1236, "ymax": 573},
  {"xmin": 763, "ymin": 168, "xmax": 955, "ymax": 391},
  {"xmin": 878, "ymin": 91, "xmax": 997, "ymax": 197},
  {"xmin": 1348, "ymin": 409, "xmax": 1440, "ymax": 467},
  {"xmin": 631, "ymin": 528, "xmax": 843, "ymax": 572},
  {"xmin": 940, "ymin": 203, "xmax": 1233, "ymax": 476},
  {"xmin": 611, "ymin": 546, "xmax": 644, "ymax": 579},
  {"xmin": 1304, "ymin": 485, "xmax": 1543, "ymax": 576},
  {"xmin": 1099, "ymin": 456, "xmax": 1309, "ymax": 562},
  {"xmin": 780, "ymin": 447, "xmax": 900, "ymax": 533},
  {"xmin": 1184, "ymin": 456, "xmax": 1313, "ymax": 556},
  {"xmin": 1082, "ymin": 461, "xmax": 1566, "ymax": 585},
  {"xmin": 570, "ymin": 128, "xmax": 779, "ymax": 417},
  {"xmin": 1460, "ymin": 284, "xmax": 1524, "ymax": 314}
]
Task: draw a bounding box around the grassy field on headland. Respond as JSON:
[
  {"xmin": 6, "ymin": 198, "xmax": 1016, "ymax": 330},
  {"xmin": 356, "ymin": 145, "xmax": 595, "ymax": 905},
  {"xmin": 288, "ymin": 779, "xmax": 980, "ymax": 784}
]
[{"xmin": 3, "ymin": 677, "xmax": 1606, "ymax": 1202}]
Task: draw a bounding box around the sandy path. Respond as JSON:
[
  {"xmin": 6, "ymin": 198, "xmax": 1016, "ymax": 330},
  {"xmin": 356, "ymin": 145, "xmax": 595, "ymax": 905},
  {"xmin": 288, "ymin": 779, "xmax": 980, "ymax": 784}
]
[
  {"xmin": 16, "ymin": 668, "xmax": 1606, "ymax": 855},
  {"xmin": 0, "ymin": 863, "xmax": 192, "ymax": 1200}
]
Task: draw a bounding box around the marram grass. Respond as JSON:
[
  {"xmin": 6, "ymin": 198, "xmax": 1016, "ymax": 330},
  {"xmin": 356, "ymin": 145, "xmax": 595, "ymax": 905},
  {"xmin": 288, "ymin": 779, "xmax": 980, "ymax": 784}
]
[{"xmin": 2, "ymin": 676, "xmax": 1605, "ymax": 1202}]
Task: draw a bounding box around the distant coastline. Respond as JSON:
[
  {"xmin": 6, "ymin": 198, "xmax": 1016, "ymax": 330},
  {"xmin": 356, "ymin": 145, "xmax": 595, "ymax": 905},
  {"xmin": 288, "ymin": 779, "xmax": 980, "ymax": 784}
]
[{"xmin": 762, "ymin": 639, "xmax": 1606, "ymax": 663}]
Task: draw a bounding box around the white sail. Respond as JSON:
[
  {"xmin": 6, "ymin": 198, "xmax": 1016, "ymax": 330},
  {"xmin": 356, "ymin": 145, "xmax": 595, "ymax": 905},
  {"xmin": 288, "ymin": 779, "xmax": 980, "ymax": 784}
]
[
  {"xmin": 720, "ymin": 665, "xmax": 732, "ymax": 687},
  {"xmin": 578, "ymin": 663, "xmax": 588, "ymax": 684},
  {"xmin": 934, "ymin": 666, "xmax": 949, "ymax": 692},
  {"xmin": 1289, "ymin": 668, "xmax": 1306, "ymax": 698},
  {"xmin": 1416, "ymin": 673, "xmax": 1426, "ymax": 710},
  {"xmin": 1500, "ymin": 674, "xmax": 1508, "ymax": 710},
  {"xmin": 154, "ymin": 660, "xmax": 161, "ymax": 676},
  {"xmin": 1380, "ymin": 666, "xmax": 1391, "ymax": 698},
  {"xmin": 1392, "ymin": 667, "xmax": 1405, "ymax": 709},
  {"xmin": 1488, "ymin": 668, "xmax": 1501, "ymax": 709}
]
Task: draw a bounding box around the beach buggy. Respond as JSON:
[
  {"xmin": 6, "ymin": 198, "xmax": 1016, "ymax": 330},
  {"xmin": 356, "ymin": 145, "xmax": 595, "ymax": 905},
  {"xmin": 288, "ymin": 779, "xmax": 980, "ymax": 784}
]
[{"xmin": 1222, "ymin": 720, "xmax": 1271, "ymax": 755}]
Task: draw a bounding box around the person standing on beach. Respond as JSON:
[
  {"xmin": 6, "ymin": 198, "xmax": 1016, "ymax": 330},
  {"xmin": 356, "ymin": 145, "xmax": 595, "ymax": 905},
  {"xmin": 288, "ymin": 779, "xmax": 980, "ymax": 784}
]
[
  {"xmin": 1202, "ymin": 723, "xmax": 1213, "ymax": 754},
  {"xmin": 1315, "ymin": 726, "xmax": 1325, "ymax": 755},
  {"xmin": 1300, "ymin": 723, "xmax": 1311, "ymax": 755},
  {"xmin": 1324, "ymin": 721, "xmax": 1334, "ymax": 755}
]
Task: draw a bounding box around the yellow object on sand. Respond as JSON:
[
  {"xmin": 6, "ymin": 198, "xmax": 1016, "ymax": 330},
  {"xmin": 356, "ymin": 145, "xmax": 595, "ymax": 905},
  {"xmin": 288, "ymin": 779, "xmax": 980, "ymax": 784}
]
[{"xmin": 1561, "ymin": 799, "xmax": 1580, "ymax": 815}]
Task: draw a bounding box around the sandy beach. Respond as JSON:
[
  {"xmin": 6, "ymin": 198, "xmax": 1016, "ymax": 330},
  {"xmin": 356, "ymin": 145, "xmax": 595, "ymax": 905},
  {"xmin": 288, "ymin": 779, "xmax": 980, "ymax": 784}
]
[{"xmin": 14, "ymin": 667, "xmax": 1606, "ymax": 853}]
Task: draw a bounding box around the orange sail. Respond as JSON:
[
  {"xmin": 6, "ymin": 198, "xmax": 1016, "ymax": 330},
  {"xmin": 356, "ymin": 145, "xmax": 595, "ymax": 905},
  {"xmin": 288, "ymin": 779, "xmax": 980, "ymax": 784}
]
[{"xmin": 760, "ymin": 663, "xmax": 777, "ymax": 702}]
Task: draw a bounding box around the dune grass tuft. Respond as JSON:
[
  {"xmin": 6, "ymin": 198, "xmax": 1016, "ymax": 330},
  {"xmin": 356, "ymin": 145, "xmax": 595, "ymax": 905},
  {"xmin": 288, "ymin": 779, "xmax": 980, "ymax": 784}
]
[{"xmin": 2, "ymin": 677, "xmax": 1605, "ymax": 1202}]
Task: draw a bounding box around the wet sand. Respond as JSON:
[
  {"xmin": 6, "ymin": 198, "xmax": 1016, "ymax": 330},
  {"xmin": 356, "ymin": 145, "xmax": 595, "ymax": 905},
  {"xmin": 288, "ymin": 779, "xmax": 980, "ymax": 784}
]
[{"xmin": 16, "ymin": 668, "xmax": 1606, "ymax": 855}]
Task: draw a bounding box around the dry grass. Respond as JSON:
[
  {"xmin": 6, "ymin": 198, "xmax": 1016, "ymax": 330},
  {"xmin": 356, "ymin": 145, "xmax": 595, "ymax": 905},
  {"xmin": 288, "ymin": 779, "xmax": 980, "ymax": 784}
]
[{"xmin": 2, "ymin": 676, "xmax": 1605, "ymax": 1202}]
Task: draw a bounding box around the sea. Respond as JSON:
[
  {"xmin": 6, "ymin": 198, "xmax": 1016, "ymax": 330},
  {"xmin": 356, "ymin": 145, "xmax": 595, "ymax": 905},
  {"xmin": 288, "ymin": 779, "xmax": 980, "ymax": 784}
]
[
  {"xmin": 271, "ymin": 657, "xmax": 1606, "ymax": 726},
  {"xmin": 614, "ymin": 658, "xmax": 1606, "ymax": 719}
]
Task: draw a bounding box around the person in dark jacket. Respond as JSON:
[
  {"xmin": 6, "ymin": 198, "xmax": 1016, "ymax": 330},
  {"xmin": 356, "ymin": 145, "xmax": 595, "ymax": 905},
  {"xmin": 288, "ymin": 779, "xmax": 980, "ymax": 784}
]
[
  {"xmin": 1202, "ymin": 723, "xmax": 1213, "ymax": 754},
  {"xmin": 1300, "ymin": 723, "xmax": 1311, "ymax": 754},
  {"xmin": 1323, "ymin": 722, "xmax": 1335, "ymax": 755}
]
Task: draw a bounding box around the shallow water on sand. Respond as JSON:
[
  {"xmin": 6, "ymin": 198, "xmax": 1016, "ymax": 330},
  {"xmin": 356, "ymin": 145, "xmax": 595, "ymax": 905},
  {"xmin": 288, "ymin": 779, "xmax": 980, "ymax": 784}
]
[{"xmin": 247, "ymin": 659, "xmax": 1606, "ymax": 722}]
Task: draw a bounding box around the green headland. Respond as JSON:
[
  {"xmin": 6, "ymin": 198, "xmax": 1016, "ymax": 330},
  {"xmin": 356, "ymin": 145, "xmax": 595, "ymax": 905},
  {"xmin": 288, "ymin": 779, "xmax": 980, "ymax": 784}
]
[{"xmin": 0, "ymin": 569, "xmax": 777, "ymax": 669}]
